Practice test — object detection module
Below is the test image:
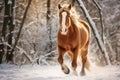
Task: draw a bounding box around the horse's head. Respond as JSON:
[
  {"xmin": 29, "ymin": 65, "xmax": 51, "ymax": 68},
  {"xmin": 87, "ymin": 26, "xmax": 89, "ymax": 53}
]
[{"xmin": 58, "ymin": 4, "xmax": 72, "ymax": 35}]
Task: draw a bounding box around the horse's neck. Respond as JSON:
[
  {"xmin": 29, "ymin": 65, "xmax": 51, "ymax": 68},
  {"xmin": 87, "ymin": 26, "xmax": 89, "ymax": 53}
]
[{"xmin": 69, "ymin": 16, "xmax": 78, "ymax": 33}]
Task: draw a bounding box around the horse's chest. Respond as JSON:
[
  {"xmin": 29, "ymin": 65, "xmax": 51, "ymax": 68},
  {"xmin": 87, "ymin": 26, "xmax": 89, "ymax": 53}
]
[{"xmin": 58, "ymin": 33, "xmax": 78, "ymax": 49}]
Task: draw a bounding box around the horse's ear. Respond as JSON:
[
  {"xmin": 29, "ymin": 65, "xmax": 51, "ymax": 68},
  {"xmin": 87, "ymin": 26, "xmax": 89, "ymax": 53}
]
[
  {"xmin": 58, "ymin": 4, "xmax": 62, "ymax": 9},
  {"xmin": 68, "ymin": 4, "xmax": 71, "ymax": 10}
]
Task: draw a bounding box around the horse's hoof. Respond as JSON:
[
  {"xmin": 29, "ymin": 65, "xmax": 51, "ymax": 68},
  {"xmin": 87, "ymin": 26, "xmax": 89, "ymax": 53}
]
[
  {"xmin": 62, "ymin": 65, "xmax": 70, "ymax": 74},
  {"xmin": 80, "ymin": 71, "xmax": 86, "ymax": 76},
  {"xmin": 73, "ymin": 70, "xmax": 78, "ymax": 76},
  {"xmin": 63, "ymin": 68, "xmax": 70, "ymax": 74}
]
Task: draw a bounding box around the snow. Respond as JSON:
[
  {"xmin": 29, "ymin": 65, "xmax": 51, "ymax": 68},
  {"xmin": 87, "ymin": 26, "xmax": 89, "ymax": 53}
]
[{"xmin": 0, "ymin": 63, "xmax": 120, "ymax": 80}]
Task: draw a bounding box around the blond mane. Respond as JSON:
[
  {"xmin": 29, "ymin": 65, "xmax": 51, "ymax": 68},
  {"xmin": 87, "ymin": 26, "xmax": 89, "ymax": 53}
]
[
  {"xmin": 70, "ymin": 9, "xmax": 81, "ymax": 28},
  {"xmin": 69, "ymin": 5, "xmax": 81, "ymax": 28}
]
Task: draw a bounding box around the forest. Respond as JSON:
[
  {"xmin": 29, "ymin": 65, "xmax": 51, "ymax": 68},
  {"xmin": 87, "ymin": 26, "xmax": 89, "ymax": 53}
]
[{"xmin": 0, "ymin": 0, "xmax": 120, "ymax": 80}]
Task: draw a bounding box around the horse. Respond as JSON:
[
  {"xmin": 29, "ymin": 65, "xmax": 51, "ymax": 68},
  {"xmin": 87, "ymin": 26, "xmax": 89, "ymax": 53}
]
[{"xmin": 57, "ymin": 4, "xmax": 91, "ymax": 76}]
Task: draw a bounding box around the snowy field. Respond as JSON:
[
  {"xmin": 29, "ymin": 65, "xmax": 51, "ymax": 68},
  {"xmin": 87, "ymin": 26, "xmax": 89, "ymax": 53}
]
[{"xmin": 0, "ymin": 63, "xmax": 120, "ymax": 80}]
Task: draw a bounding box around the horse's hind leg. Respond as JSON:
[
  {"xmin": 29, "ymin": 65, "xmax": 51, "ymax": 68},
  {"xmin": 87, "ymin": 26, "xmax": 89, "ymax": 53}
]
[
  {"xmin": 80, "ymin": 48, "xmax": 90, "ymax": 76},
  {"xmin": 58, "ymin": 46, "xmax": 70, "ymax": 74}
]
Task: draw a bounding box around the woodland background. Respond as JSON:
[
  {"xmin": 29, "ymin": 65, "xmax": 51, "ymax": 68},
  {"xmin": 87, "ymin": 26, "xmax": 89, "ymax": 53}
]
[{"xmin": 0, "ymin": 0, "xmax": 120, "ymax": 66}]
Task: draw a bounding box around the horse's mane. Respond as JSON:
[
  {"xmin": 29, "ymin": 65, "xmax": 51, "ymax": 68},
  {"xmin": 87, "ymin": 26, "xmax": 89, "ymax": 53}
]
[{"xmin": 69, "ymin": 6, "xmax": 81, "ymax": 28}]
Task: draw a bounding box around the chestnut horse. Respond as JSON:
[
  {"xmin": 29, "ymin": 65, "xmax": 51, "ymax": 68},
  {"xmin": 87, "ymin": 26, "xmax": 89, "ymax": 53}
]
[{"xmin": 57, "ymin": 4, "xmax": 91, "ymax": 76}]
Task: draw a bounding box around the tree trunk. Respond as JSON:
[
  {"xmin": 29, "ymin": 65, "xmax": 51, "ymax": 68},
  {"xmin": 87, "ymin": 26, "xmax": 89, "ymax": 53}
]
[
  {"xmin": 0, "ymin": 43, "xmax": 4, "ymax": 64},
  {"xmin": 76, "ymin": 0, "xmax": 111, "ymax": 65},
  {"xmin": 46, "ymin": 0, "xmax": 52, "ymax": 52},
  {"xmin": 0, "ymin": 1, "xmax": 4, "ymax": 13},
  {"xmin": 2, "ymin": 0, "xmax": 10, "ymax": 40},
  {"xmin": 5, "ymin": 0, "xmax": 15, "ymax": 63},
  {"xmin": 1, "ymin": 0, "xmax": 15, "ymax": 62},
  {"xmin": 116, "ymin": 40, "xmax": 120, "ymax": 61}
]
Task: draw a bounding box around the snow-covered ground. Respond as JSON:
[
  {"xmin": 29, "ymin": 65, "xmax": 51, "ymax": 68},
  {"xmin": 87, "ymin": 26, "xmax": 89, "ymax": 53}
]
[{"xmin": 0, "ymin": 63, "xmax": 120, "ymax": 80}]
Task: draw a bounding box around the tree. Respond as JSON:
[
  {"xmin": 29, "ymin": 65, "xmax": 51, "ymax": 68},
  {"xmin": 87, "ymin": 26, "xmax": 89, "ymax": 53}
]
[
  {"xmin": 46, "ymin": 0, "xmax": 52, "ymax": 52},
  {"xmin": 0, "ymin": 43, "xmax": 4, "ymax": 64},
  {"xmin": 1, "ymin": 0, "xmax": 15, "ymax": 62},
  {"xmin": 76, "ymin": 0, "xmax": 111, "ymax": 65}
]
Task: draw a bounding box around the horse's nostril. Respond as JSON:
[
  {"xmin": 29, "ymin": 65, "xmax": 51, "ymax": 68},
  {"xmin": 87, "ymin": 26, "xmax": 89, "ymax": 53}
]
[{"xmin": 65, "ymin": 28, "xmax": 67, "ymax": 32}]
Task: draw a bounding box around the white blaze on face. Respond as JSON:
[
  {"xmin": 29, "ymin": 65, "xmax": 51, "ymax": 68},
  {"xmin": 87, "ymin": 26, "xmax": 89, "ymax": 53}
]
[{"xmin": 61, "ymin": 12, "xmax": 67, "ymax": 35}]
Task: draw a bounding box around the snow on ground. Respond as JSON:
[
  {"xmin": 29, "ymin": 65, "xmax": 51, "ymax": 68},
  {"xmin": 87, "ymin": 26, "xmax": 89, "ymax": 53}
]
[{"xmin": 0, "ymin": 63, "xmax": 120, "ymax": 80}]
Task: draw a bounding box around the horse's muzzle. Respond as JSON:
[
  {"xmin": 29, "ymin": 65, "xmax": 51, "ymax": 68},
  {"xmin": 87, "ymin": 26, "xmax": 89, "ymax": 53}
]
[{"xmin": 59, "ymin": 27, "xmax": 68, "ymax": 35}]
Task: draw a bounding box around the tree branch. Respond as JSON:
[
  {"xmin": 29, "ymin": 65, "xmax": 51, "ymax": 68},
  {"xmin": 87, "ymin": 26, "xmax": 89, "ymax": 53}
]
[{"xmin": 92, "ymin": 0, "xmax": 104, "ymax": 43}]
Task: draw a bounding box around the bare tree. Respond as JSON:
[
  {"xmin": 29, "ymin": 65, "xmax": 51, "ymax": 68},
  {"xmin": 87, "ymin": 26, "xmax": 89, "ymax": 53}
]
[
  {"xmin": 46, "ymin": 0, "xmax": 52, "ymax": 52},
  {"xmin": 76, "ymin": 0, "xmax": 111, "ymax": 65},
  {"xmin": 1, "ymin": 0, "xmax": 15, "ymax": 62}
]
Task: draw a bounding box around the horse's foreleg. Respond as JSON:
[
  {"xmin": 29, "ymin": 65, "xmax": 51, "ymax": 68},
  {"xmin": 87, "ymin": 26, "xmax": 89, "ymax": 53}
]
[
  {"xmin": 80, "ymin": 49, "xmax": 88, "ymax": 76},
  {"xmin": 71, "ymin": 48, "xmax": 79, "ymax": 76},
  {"xmin": 58, "ymin": 47, "xmax": 70, "ymax": 74}
]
